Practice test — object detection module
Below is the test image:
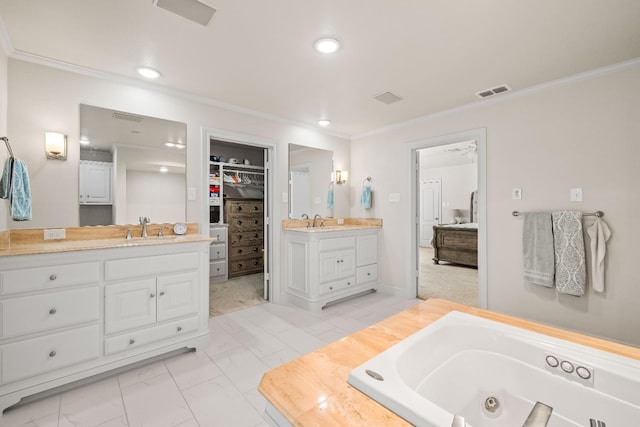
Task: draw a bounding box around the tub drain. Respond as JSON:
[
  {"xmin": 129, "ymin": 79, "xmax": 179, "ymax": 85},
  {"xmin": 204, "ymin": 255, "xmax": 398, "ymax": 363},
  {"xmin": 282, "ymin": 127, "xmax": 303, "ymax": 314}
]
[{"xmin": 484, "ymin": 396, "xmax": 500, "ymax": 413}]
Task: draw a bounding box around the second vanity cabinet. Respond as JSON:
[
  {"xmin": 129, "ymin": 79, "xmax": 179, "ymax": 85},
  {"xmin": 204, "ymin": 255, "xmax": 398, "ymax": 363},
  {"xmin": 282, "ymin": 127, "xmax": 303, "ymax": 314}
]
[
  {"xmin": 0, "ymin": 240, "xmax": 209, "ymax": 413},
  {"xmin": 285, "ymin": 227, "xmax": 379, "ymax": 311}
]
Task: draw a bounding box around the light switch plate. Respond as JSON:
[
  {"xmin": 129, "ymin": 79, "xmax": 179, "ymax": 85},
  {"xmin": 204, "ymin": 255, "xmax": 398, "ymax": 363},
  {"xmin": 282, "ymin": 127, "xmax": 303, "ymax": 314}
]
[
  {"xmin": 187, "ymin": 187, "xmax": 196, "ymax": 201},
  {"xmin": 389, "ymin": 193, "xmax": 401, "ymax": 203},
  {"xmin": 570, "ymin": 187, "xmax": 583, "ymax": 202},
  {"xmin": 512, "ymin": 187, "xmax": 522, "ymax": 200},
  {"xmin": 282, "ymin": 192, "xmax": 288, "ymax": 203}
]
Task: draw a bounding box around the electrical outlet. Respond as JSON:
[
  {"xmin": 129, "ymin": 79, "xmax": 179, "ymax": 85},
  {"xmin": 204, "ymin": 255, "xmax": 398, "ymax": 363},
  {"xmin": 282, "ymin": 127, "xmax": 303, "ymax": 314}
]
[{"xmin": 44, "ymin": 229, "xmax": 66, "ymax": 240}]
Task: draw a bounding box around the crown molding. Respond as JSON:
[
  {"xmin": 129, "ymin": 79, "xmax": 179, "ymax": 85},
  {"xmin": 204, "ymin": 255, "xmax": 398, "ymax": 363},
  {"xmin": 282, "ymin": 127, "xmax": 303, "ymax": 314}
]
[{"xmin": 352, "ymin": 57, "xmax": 640, "ymax": 141}]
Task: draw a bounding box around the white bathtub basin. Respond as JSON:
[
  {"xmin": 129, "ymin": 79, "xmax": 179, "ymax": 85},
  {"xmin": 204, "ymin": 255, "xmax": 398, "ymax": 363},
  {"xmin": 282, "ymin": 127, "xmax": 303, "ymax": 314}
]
[{"xmin": 348, "ymin": 311, "xmax": 640, "ymax": 426}]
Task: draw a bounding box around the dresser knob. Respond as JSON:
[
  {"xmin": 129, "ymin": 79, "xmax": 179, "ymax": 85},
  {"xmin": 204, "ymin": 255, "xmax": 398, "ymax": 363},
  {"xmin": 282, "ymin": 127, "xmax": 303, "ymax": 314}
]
[
  {"xmin": 237, "ymin": 220, "xmax": 242, "ymax": 225},
  {"xmin": 49, "ymin": 308, "xmax": 57, "ymax": 315},
  {"xmin": 129, "ymin": 339, "xmax": 135, "ymax": 345},
  {"xmin": 253, "ymin": 247, "xmax": 258, "ymax": 252},
  {"xmin": 49, "ymin": 350, "xmax": 57, "ymax": 357},
  {"xmin": 49, "ymin": 274, "xmax": 57, "ymax": 281},
  {"xmin": 254, "ymin": 220, "xmax": 259, "ymax": 225},
  {"xmin": 254, "ymin": 206, "xmax": 258, "ymax": 211},
  {"xmin": 177, "ymin": 326, "xmax": 183, "ymax": 332},
  {"xmin": 237, "ymin": 206, "xmax": 242, "ymax": 211},
  {"xmin": 150, "ymin": 293, "xmax": 155, "ymax": 298}
]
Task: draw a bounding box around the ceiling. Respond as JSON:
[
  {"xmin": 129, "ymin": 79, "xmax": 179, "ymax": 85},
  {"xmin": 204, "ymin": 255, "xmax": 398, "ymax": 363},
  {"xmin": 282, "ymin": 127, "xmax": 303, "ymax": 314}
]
[{"xmin": 1, "ymin": 0, "xmax": 640, "ymax": 137}]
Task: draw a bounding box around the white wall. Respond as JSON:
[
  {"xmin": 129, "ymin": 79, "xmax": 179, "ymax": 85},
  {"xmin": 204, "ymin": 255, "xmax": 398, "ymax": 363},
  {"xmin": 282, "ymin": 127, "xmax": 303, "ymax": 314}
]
[
  {"xmin": 125, "ymin": 170, "xmax": 184, "ymax": 225},
  {"xmin": 351, "ymin": 63, "xmax": 640, "ymax": 346},
  {"xmin": 420, "ymin": 163, "xmax": 477, "ymax": 223},
  {"xmin": 0, "ymin": 42, "xmax": 8, "ymax": 229},
  {"xmin": 5, "ymin": 58, "xmax": 351, "ymax": 303}
]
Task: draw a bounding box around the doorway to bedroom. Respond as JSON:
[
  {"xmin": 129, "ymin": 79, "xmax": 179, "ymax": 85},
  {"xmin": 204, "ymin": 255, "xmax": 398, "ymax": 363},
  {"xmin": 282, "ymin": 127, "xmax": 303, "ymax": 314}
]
[{"xmin": 409, "ymin": 129, "xmax": 486, "ymax": 309}]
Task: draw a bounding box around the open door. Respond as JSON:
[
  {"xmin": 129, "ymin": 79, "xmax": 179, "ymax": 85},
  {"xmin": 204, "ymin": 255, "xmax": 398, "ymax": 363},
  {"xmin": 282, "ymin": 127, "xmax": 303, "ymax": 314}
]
[{"xmin": 263, "ymin": 148, "xmax": 270, "ymax": 301}]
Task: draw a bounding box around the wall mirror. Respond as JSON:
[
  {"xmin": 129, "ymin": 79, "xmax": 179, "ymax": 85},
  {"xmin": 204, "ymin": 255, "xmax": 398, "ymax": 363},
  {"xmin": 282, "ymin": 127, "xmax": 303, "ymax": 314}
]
[
  {"xmin": 79, "ymin": 104, "xmax": 187, "ymax": 226},
  {"xmin": 288, "ymin": 144, "xmax": 333, "ymax": 219}
]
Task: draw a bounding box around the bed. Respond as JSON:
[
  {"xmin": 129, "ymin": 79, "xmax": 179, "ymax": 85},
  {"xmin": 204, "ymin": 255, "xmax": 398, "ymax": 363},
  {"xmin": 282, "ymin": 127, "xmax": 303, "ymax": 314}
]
[
  {"xmin": 432, "ymin": 223, "xmax": 478, "ymax": 267},
  {"xmin": 431, "ymin": 191, "xmax": 478, "ymax": 268}
]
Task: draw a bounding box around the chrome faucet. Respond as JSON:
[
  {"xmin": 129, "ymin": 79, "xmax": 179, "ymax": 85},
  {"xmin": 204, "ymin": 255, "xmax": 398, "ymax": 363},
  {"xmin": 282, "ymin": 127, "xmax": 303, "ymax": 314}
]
[
  {"xmin": 301, "ymin": 213, "xmax": 309, "ymax": 219},
  {"xmin": 139, "ymin": 216, "xmax": 150, "ymax": 238},
  {"xmin": 312, "ymin": 214, "xmax": 322, "ymax": 227},
  {"xmin": 523, "ymin": 402, "xmax": 553, "ymax": 427}
]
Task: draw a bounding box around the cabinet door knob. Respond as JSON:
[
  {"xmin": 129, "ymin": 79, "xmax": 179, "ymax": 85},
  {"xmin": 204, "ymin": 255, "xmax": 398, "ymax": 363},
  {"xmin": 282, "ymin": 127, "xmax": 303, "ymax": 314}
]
[
  {"xmin": 129, "ymin": 339, "xmax": 135, "ymax": 345},
  {"xmin": 49, "ymin": 308, "xmax": 57, "ymax": 315},
  {"xmin": 347, "ymin": 282, "xmax": 351, "ymax": 285},
  {"xmin": 329, "ymin": 286, "xmax": 333, "ymax": 290},
  {"xmin": 367, "ymin": 272, "xmax": 371, "ymax": 276},
  {"xmin": 160, "ymin": 291, "xmax": 165, "ymax": 296},
  {"xmin": 336, "ymin": 260, "xmax": 340, "ymax": 263},
  {"xmin": 49, "ymin": 274, "xmax": 57, "ymax": 281},
  {"xmin": 177, "ymin": 326, "xmax": 183, "ymax": 332},
  {"xmin": 49, "ymin": 350, "xmax": 57, "ymax": 357},
  {"xmin": 150, "ymin": 293, "xmax": 155, "ymax": 298}
]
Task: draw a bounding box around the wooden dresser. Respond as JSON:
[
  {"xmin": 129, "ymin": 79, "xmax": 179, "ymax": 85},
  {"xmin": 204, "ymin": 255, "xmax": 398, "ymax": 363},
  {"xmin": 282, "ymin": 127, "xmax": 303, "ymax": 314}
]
[{"xmin": 225, "ymin": 199, "xmax": 264, "ymax": 278}]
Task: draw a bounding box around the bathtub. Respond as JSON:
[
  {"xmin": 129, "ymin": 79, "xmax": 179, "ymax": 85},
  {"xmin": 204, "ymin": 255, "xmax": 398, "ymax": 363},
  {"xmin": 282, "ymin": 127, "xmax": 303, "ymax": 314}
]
[{"xmin": 348, "ymin": 311, "xmax": 640, "ymax": 426}]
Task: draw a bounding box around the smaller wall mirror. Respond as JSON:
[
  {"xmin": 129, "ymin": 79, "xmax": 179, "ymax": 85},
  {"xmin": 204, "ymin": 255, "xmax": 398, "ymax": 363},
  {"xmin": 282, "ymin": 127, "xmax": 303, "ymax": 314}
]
[
  {"xmin": 288, "ymin": 144, "xmax": 333, "ymax": 219},
  {"xmin": 79, "ymin": 105, "xmax": 187, "ymax": 226}
]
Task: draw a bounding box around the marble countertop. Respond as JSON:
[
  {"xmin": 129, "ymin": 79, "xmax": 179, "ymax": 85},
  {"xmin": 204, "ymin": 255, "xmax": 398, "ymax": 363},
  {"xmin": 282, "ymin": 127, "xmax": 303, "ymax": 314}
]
[
  {"xmin": 284, "ymin": 225, "xmax": 381, "ymax": 233},
  {"xmin": 258, "ymin": 299, "xmax": 640, "ymax": 426},
  {"xmin": 0, "ymin": 234, "xmax": 212, "ymax": 257}
]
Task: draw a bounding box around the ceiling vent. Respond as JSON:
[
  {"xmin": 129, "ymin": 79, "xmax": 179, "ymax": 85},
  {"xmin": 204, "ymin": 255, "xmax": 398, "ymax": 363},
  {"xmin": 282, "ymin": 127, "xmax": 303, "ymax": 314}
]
[
  {"xmin": 154, "ymin": 0, "xmax": 216, "ymax": 27},
  {"xmin": 112, "ymin": 112, "xmax": 144, "ymax": 123},
  {"xmin": 374, "ymin": 91, "xmax": 403, "ymax": 105},
  {"xmin": 475, "ymin": 84, "xmax": 512, "ymax": 99}
]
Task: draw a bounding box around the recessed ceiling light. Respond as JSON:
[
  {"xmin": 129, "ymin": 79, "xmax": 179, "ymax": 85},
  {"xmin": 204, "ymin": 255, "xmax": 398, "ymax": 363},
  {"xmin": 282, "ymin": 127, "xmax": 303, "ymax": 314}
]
[
  {"xmin": 159, "ymin": 166, "xmax": 169, "ymax": 173},
  {"xmin": 165, "ymin": 142, "xmax": 176, "ymax": 147},
  {"xmin": 79, "ymin": 138, "xmax": 90, "ymax": 145},
  {"xmin": 175, "ymin": 144, "xmax": 186, "ymax": 149},
  {"xmin": 136, "ymin": 66, "xmax": 161, "ymax": 79},
  {"xmin": 317, "ymin": 119, "xmax": 331, "ymax": 127},
  {"xmin": 314, "ymin": 38, "xmax": 341, "ymax": 54}
]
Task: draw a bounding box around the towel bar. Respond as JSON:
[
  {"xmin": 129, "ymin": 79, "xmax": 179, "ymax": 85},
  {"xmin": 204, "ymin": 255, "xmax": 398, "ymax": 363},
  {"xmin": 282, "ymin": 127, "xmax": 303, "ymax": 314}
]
[
  {"xmin": 513, "ymin": 210, "xmax": 604, "ymax": 218},
  {"xmin": 1, "ymin": 136, "xmax": 14, "ymax": 158}
]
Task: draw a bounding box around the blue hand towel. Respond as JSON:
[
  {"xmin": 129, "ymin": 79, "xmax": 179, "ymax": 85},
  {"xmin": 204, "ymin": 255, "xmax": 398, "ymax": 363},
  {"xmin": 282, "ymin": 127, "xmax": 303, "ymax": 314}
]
[
  {"xmin": 327, "ymin": 185, "xmax": 334, "ymax": 209},
  {"xmin": 360, "ymin": 184, "xmax": 372, "ymax": 209},
  {"xmin": 9, "ymin": 159, "xmax": 32, "ymax": 221},
  {"xmin": 0, "ymin": 158, "xmax": 13, "ymax": 199}
]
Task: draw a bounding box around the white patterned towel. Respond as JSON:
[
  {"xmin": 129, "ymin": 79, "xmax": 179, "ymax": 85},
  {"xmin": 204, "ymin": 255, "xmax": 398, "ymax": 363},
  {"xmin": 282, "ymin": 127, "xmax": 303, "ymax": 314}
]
[{"xmin": 552, "ymin": 211, "xmax": 586, "ymax": 296}]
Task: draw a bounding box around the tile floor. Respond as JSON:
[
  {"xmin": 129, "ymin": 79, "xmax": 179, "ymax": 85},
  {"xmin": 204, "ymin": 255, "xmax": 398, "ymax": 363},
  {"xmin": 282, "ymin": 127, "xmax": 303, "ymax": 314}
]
[{"xmin": 2, "ymin": 292, "xmax": 419, "ymax": 427}]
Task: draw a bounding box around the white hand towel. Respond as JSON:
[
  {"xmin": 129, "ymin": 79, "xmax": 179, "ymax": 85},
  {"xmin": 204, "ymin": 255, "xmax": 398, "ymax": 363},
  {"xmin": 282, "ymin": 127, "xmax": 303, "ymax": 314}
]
[
  {"xmin": 552, "ymin": 211, "xmax": 586, "ymax": 296},
  {"xmin": 586, "ymin": 217, "xmax": 611, "ymax": 293}
]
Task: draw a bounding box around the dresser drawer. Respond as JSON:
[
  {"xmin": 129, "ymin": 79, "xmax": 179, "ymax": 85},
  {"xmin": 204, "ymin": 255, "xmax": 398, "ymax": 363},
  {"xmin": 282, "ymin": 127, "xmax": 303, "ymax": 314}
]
[
  {"xmin": 210, "ymin": 260, "xmax": 227, "ymax": 278},
  {"xmin": 228, "ymin": 257, "xmax": 263, "ymax": 275},
  {"xmin": 2, "ymin": 325, "xmax": 100, "ymax": 384},
  {"xmin": 229, "ymin": 231, "xmax": 263, "ymax": 247},
  {"xmin": 209, "ymin": 243, "xmax": 226, "ymax": 261},
  {"xmin": 1, "ymin": 262, "xmax": 100, "ymax": 295},
  {"xmin": 356, "ymin": 264, "xmax": 378, "ymax": 284},
  {"xmin": 228, "ymin": 244, "xmax": 263, "ymax": 260},
  {"xmin": 104, "ymin": 316, "xmax": 198, "ymax": 355},
  {"xmin": 209, "ymin": 227, "xmax": 227, "ymax": 242},
  {"xmin": 228, "ymin": 216, "xmax": 263, "ymax": 232},
  {"xmin": 226, "ymin": 200, "xmax": 263, "ymax": 214},
  {"xmin": 1, "ymin": 286, "xmax": 99, "ymax": 338},
  {"xmin": 105, "ymin": 252, "xmax": 199, "ymax": 281}
]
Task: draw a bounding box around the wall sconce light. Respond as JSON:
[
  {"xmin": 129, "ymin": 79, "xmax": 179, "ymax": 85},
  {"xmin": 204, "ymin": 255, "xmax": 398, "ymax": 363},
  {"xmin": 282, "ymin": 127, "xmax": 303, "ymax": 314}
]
[
  {"xmin": 45, "ymin": 132, "xmax": 67, "ymax": 160},
  {"xmin": 336, "ymin": 170, "xmax": 349, "ymax": 184}
]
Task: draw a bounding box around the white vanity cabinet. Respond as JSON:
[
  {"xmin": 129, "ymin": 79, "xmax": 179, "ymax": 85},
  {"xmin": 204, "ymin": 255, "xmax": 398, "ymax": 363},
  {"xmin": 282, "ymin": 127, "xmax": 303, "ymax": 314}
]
[
  {"xmin": 285, "ymin": 228, "xmax": 379, "ymax": 311},
  {"xmin": 0, "ymin": 240, "xmax": 209, "ymax": 413},
  {"xmin": 79, "ymin": 160, "xmax": 112, "ymax": 204}
]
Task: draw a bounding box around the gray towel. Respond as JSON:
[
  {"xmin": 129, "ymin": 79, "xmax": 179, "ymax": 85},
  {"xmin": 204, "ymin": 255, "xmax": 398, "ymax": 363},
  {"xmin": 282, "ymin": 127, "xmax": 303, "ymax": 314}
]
[
  {"xmin": 552, "ymin": 211, "xmax": 586, "ymax": 296},
  {"xmin": 522, "ymin": 213, "xmax": 555, "ymax": 287}
]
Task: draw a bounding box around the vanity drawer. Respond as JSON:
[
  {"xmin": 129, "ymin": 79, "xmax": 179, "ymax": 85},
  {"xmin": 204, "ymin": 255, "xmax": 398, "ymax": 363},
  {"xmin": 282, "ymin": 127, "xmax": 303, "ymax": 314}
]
[
  {"xmin": 1, "ymin": 262, "xmax": 100, "ymax": 295},
  {"xmin": 209, "ymin": 226, "xmax": 227, "ymax": 242},
  {"xmin": 210, "ymin": 243, "xmax": 226, "ymax": 261},
  {"xmin": 356, "ymin": 264, "xmax": 378, "ymax": 284},
  {"xmin": 319, "ymin": 237, "xmax": 355, "ymax": 252},
  {"xmin": 210, "ymin": 261, "xmax": 227, "ymax": 278},
  {"xmin": 319, "ymin": 277, "xmax": 355, "ymax": 295},
  {"xmin": 104, "ymin": 316, "xmax": 198, "ymax": 355},
  {"xmin": 2, "ymin": 324, "xmax": 100, "ymax": 384},
  {"xmin": 1, "ymin": 286, "xmax": 99, "ymax": 338},
  {"xmin": 105, "ymin": 252, "xmax": 199, "ymax": 281}
]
